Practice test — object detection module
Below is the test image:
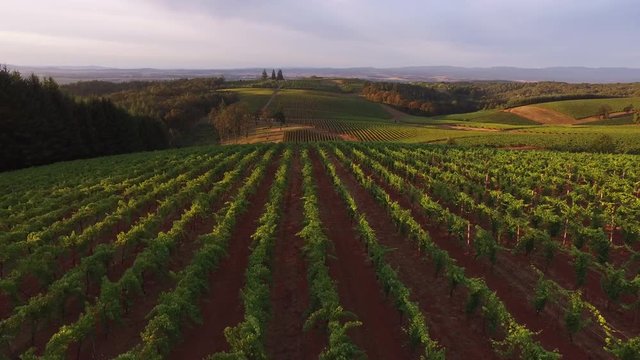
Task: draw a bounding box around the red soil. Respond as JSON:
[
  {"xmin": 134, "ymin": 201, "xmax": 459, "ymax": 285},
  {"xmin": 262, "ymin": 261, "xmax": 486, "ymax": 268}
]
[
  {"xmin": 0, "ymin": 164, "xmax": 213, "ymax": 317},
  {"xmin": 168, "ymin": 158, "xmax": 279, "ymax": 359},
  {"xmin": 310, "ymin": 151, "xmax": 416, "ymax": 360},
  {"xmin": 67, "ymin": 215, "xmax": 216, "ymax": 359},
  {"xmin": 400, "ymin": 150, "xmax": 640, "ymax": 340},
  {"xmin": 410, "ymin": 157, "xmax": 639, "ymax": 338},
  {"xmin": 538, "ymin": 250, "xmax": 639, "ymax": 337},
  {"xmin": 328, "ymin": 152, "xmax": 498, "ymax": 359},
  {"xmin": 5, "ymin": 163, "xmax": 248, "ymax": 358},
  {"xmin": 348, "ymin": 150, "xmax": 600, "ymax": 358},
  {"xmin": 266, "ymin": 153, "xmax": 325, "ymax": 359},
  {"xmin": 3, "ymin": 204, "xmax": 186, "ymax": 357},
  {"xmin": 0, "ymin": 293, "xmax": 10, "ymax": 319}
]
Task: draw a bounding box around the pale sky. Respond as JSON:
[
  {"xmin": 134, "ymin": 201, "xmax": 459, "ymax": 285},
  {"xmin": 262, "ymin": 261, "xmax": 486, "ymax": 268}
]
[{"xmin": 1, "ymin": 0, "xmax": 639, "ymax": 68}]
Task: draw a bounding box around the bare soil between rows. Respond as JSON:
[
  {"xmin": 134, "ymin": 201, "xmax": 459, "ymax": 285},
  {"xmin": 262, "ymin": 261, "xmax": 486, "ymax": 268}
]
[
  {"xmin": 266, "ymin": 153, "xmax": 325, "ymax": 359},
  {"xmin": 310, "ymin": 150, "xmax": 415, "ymax": 360},
  {"xmin": 168, "ymin": 157, "xmax": 280, "ymax": 359}
]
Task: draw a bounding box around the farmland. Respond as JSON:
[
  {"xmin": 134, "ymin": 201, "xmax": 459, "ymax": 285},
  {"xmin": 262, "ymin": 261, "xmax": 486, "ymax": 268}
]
[
  {"xmin": 535, "ymin": 98, "xmax": 640, "ymax": 119},
  {"xmin": 1, "ymin": 142, "xmax": 639, "ymax": 359}
]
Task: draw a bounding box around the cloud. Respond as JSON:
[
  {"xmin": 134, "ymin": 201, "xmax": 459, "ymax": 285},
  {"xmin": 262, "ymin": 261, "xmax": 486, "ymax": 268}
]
[{"xmin": 1, "ymin": 0, "xmax": 638, "ymax": 67}]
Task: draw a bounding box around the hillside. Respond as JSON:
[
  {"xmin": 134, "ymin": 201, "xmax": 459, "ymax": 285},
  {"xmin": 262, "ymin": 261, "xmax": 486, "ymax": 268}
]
[
  {"xmin": 503, "ymin": 98, "xmax": 640, "ymax": 125},
  {"xmin": 535, "ymin": 97, "xmax": 640, "ymax": 119}
]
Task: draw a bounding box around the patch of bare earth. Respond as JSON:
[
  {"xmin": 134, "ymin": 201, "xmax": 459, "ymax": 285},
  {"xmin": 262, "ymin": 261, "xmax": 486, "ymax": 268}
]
[
  {"xmin": 310, "ymin": 151, "xmax": 416, "ymax": 359},
  {"xmin": 266, "ymin": 153, "xmax": 325, "ymax": 359},
  {"xmin": 168, "ymin": 157, "xmax": 280, "ymax": 359},
  {"xmin": 505, "ymin": 106, "xmax": 575, "ymax": 125}
]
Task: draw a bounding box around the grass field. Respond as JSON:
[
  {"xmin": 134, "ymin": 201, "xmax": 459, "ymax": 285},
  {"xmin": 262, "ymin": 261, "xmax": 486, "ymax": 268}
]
[
  {"xmin": 455, "ymin": 125, "xmax": 640, "ymax": 153},
  {"xmin": 223, "ymin": 88, "xmax": 275, "ymax": 113},
  {"xmin": 582, "ymin": 114, "xmax": 636, "ymax": 125},
  {"xmin": 272, "ymin": 89, "xmax": 392, "ymax": 122},
  {"xmin": 534, "ymin": 97, "xmax": 640, "ymax": 119},
  {"xmin": 428, "ymin": 109, "xmax": 539, "ymax": 125}
]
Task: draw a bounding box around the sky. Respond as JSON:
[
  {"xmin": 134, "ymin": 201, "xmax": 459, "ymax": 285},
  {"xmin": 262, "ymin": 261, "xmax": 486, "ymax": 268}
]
[{"xmin": 1, "ymin": 0, "xmax": 639, "ymax": 69}]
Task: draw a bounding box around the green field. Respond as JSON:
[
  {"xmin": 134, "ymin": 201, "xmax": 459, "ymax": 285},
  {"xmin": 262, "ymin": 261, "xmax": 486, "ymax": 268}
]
[
  {"xmin": 272, "ymin": 89, "xmax": 392, "ymax": 122},
  {"xmin": 582, "ymin": 114, "xmax": 635, "ymax": 125},
  {"xmin": 534, "ymin": 97, "xmax": 640, "ymax": 119},
  {"xmin": 225, "ymin": 88, "xmax": 392, "ymax": 122},
  {"xmin": 429, "ymin": 109, "xmax": 539, "ymax": 125},
  {"xmin": 455, "ymin": 125, "xmax": 640, "ymax": 153},
  {"xmin": 223, "ymin": 88, "xmax": 275, "ymax": 113},
  {"xmin": 211, "ymin": 86, "xmax": 640, "ymax": 153}
]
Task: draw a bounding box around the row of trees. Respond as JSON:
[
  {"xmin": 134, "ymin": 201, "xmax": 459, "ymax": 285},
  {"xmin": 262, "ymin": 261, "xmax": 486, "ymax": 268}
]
[
  {"xmin": 62, "ymin": 77, "xmax": 233, "ymax": 145},
  {"xmin": 598, "ymin": 104, "xmax": 640, "ymax": 124},
  {"xmin": 209, "ymin": 102, "xmax": 286, "ymax": 142},
  {"xmin": 1, "ymin": 68, "xmax": 169, "ymax": 171},
  {"xmin": 261, "ymin": 69, "xmax": 284, "ymax": 81},
  {"xmin": 362, "ymin": 81, "xmax": 640, "ymax": 116}
]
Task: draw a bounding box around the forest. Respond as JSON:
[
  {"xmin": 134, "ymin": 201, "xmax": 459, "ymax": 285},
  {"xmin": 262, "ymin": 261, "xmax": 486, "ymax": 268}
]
[
  {"xmin": 62, "ymin": 77, "xmax": 237, "ymax": 143},
  {"xmin": 362, "ymin": 81, "xmax": 640, "ymax": 116},
  {"xmin": 0, "ymin": 69, "xmax": 168, "ymax": 171}
]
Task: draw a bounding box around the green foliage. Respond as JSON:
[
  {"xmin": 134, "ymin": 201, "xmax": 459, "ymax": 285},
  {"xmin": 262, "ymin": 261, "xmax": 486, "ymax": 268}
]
[
  {"xmin": 537, "ymin": 97, "xmax": 640, "ymax": 119},
  {"xmin": 564, "ymin": 292, "xmax": 588, "ymax": 342},
  {"xmin": 533, "ymin": 277, "xmax": 553, "ymax": 314},
  {"xmin": 298, "ymin": 149, "xmax": 363, "ymax": 358},
  {"xmin": 601, "ymin": 265, "xmax": 628, "ymax": 306},
  {"xmin": 473, "ymin": 227, "xmax": 498, "ymax": 266},
  {"xmin": 214, "ymin": 149, "xmax": 291, "ymax": 359},
  {"xmin": 317, "ymin": 147, "xmax": 443, "ymax": 358},
  {"xmin": 1, "ymin": 69, "xmax": 168, "ymax": 171},
  {"xmin": 363, "ymin": 80, "xmax": 640, "ymax": 117},
  {"xmin": 609, "ymin": 337, "xmax": 640, "ymax": 360},
  {"xmin": 591, "ymin": 135, "xmax": 620, "ymax": 154},
  {"xmin": 573, "ymin": 250, "xmax": 591, "ymax": 288}
]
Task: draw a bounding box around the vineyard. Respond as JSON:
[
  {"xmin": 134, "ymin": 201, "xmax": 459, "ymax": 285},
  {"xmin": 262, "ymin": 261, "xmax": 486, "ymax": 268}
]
[
  {"xmin": 284, "ymin": 119, "xmax": 418, "ymax": 142},
  {"xmin": 1, "ymin": 143, "xmax": 639, "ymax": 359}
]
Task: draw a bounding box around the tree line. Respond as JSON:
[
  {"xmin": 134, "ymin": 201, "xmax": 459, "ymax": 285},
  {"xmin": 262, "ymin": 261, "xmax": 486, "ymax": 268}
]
[
  {"xmin": 362, "ymin": 81, "xmax": 640, "ymax": 116},
  {"xmin": 62, "ymin": 77, "xmax": 236, "ymax": 145},
  {"xmin": 261, "ymin": 69, "xmax": 284, "ymax": 81},
  {"xmin": 0, "ymin": 68, "xmax": 169, "ymax": 171}
]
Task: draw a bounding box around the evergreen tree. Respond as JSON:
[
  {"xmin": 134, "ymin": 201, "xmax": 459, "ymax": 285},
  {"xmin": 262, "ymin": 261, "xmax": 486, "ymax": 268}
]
[
  {"xmin": 271, "ymin": 69, "xmax": 276, "ymax": 80},
  {"xmin": 0, "ymin": 68, "xmax": 169, "ymax": 171},
  {"xmin": 276, "ymin": 69, "xmax": 284, "ymax": 81},
  {"xmin": 261, "ymin": 69, "xmax": 268, "ymax": 80}
]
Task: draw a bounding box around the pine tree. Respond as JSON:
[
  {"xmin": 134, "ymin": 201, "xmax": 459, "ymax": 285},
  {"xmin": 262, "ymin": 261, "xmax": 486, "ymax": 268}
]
[
  {"xmin": 276, "ymin": 69, "xmax": 284, "ymax": 81},
  {"xmin": 261, "ymin": 69, "xmax": 268, "ymax": 80},
  {"xmin": 271, "ymin": 69, "xmax": 276, "ymax": 80}
]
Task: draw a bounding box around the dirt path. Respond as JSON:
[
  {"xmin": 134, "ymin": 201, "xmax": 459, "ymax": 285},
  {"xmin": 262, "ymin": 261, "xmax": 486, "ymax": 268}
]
[
  {"xmin": 262, "ymin": 85, "xmax": 281, "ymax": 112},
  {"xmin": 579, "ymin": 111, "xmax": 631, "ymax": 123},
  {"xmin": 266, "ymin": 153, "xmax": 325, "ymax": 359},
  {"xmin": 310, "ymin": 150, "xmax": 416, "ymax": 360},
  {"xmin": 380, "ymin": 103, "xmax": 409, "ymax": 123},
  {"xmin": 168, "ymin": 158, "xmax": 280, "ymax": 359},
  {"xmin": 505, "ymin": 106, "xmax": 574, "ymax": 124},
  {"xmin": 327, "ymin": 151, "xmax": 498, "ymax": 360}
]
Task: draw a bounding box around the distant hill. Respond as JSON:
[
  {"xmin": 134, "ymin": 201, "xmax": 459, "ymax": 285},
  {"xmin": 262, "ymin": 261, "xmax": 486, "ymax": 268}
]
[{"xmin": 7, "ymin": 65, "xmax": 640, "ymax": 84}]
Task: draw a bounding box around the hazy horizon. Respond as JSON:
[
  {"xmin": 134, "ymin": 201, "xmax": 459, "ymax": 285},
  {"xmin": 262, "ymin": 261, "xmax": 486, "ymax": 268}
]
[{"xmin": 2, "ymin": 0, "xmax": 639, "ymax": 69}]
